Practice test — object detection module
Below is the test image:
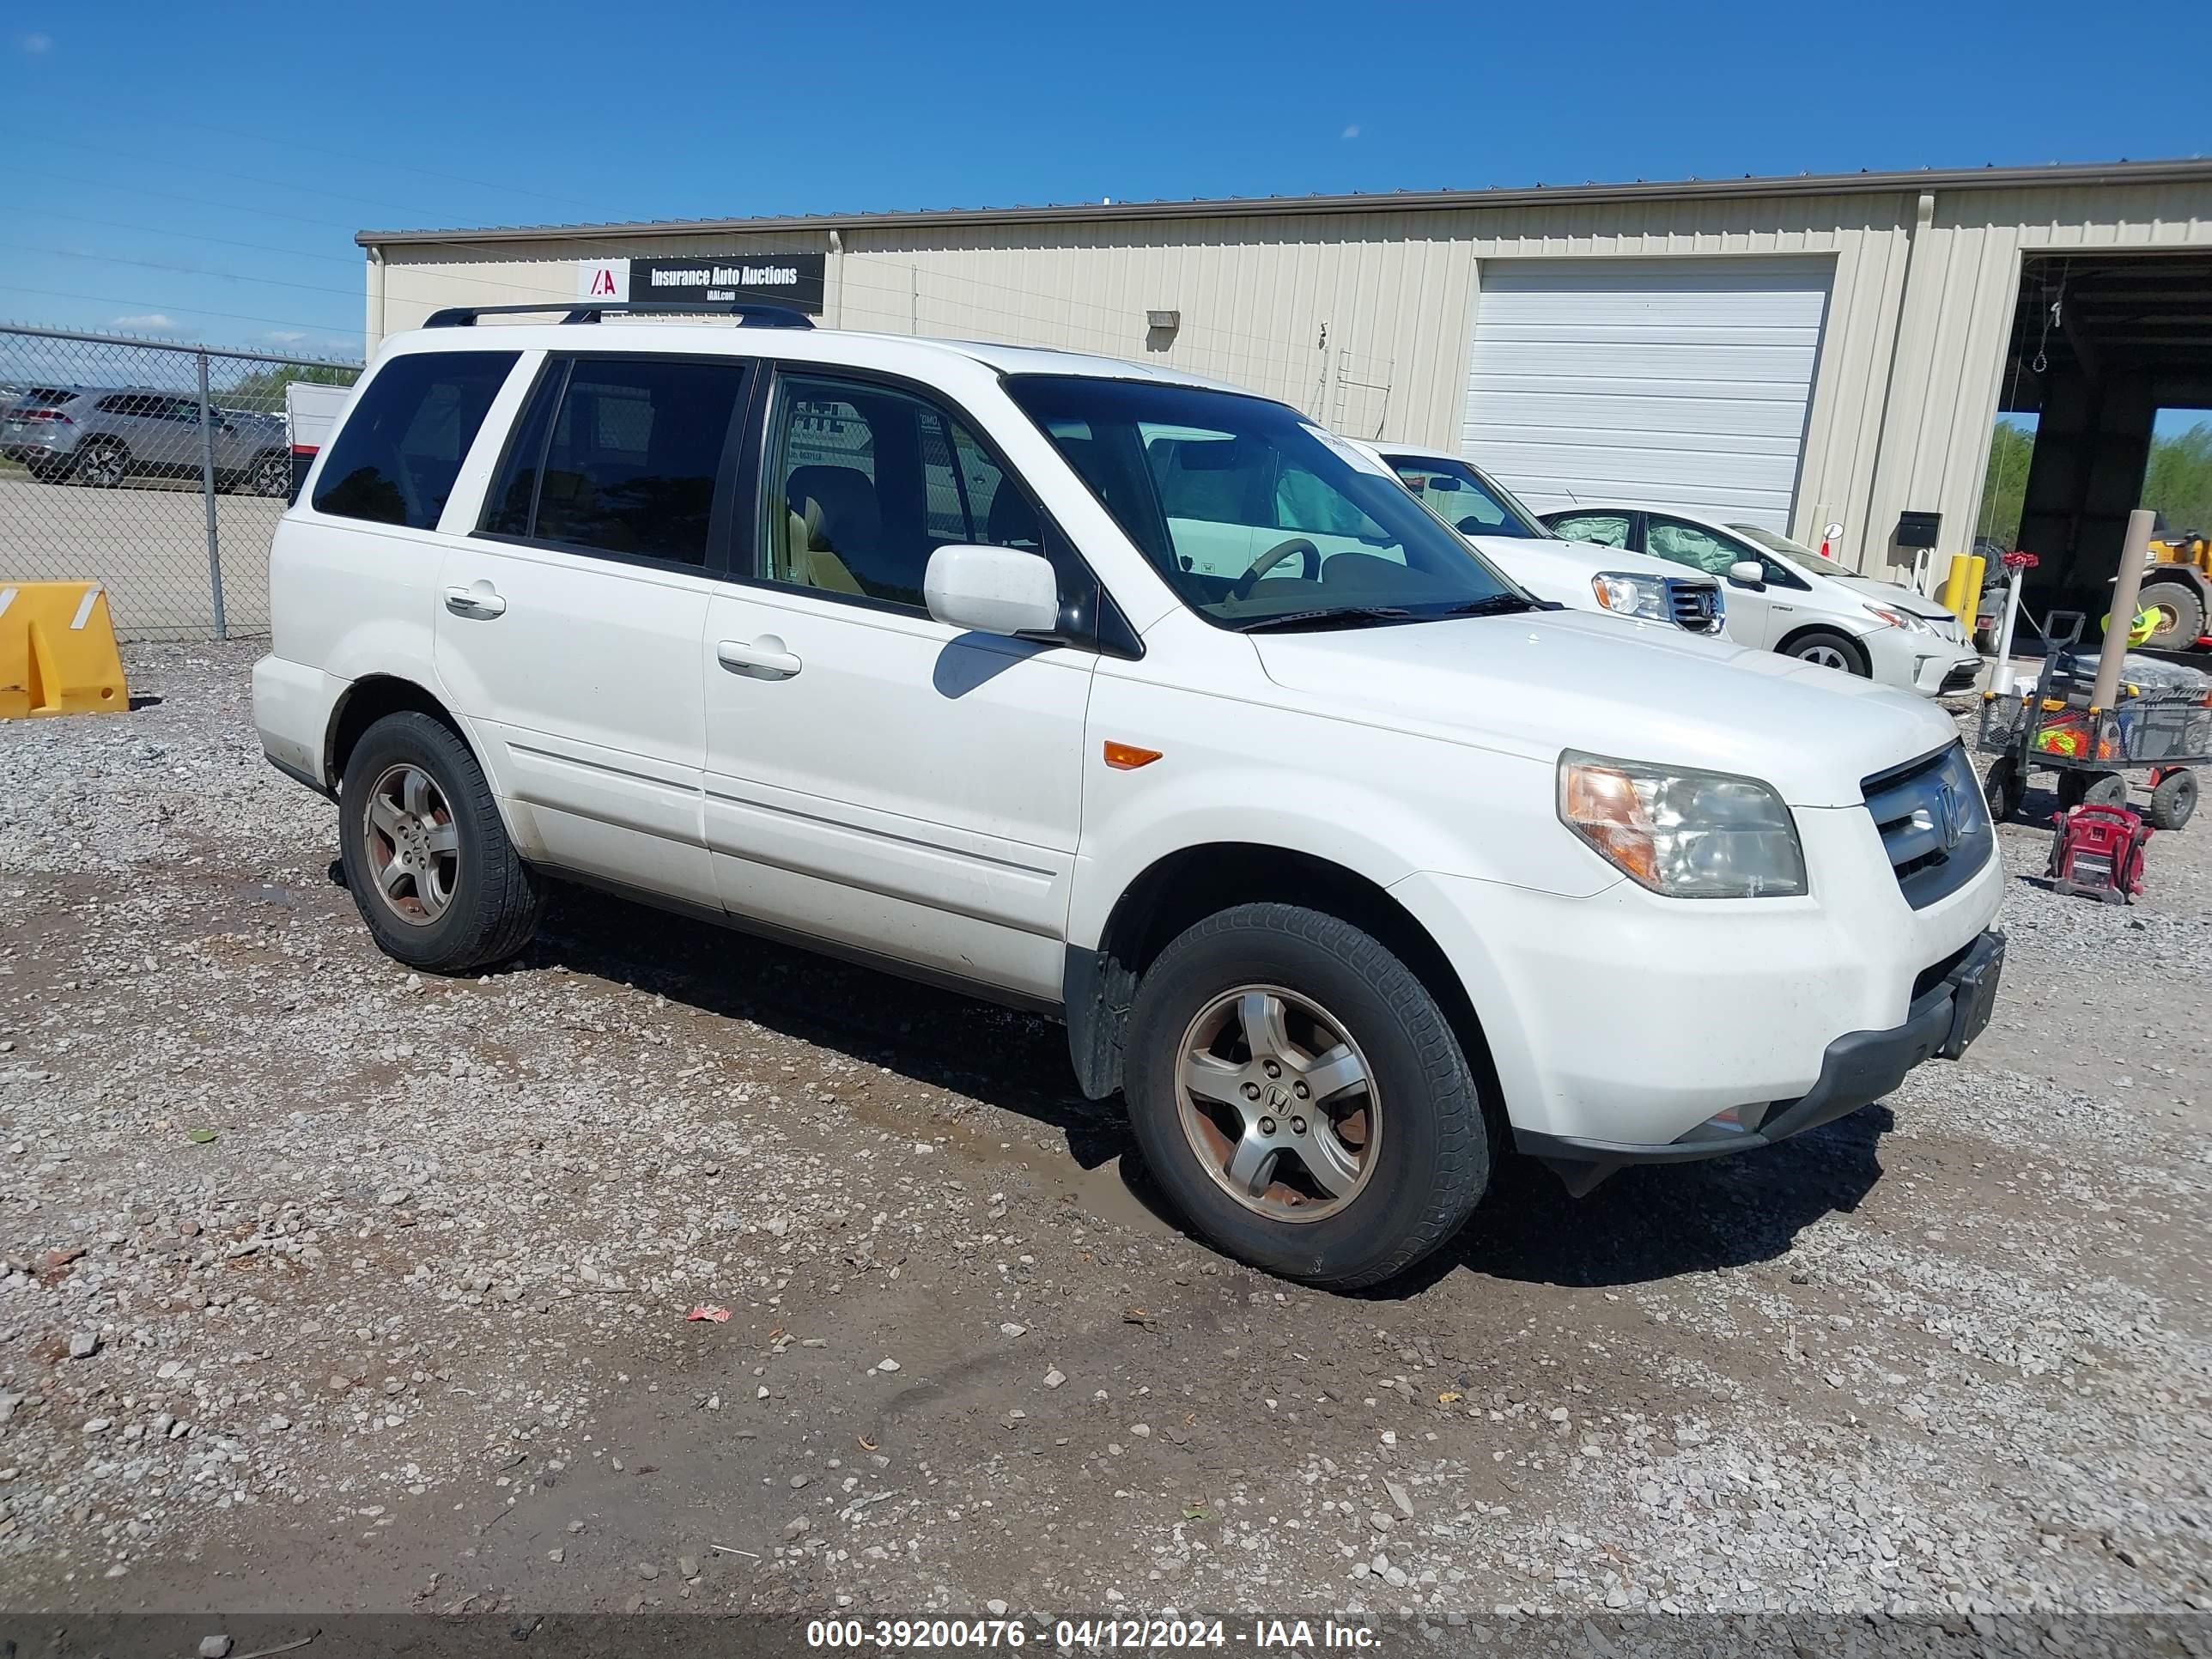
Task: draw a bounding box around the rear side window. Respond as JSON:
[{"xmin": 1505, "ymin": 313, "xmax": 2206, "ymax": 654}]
[
  {"xmin": 22, "ymin": 387, "xmax": 76, "ymax": 408},
  {"xmin": 483, "ymin": 356, "xmax": 748, "ymax": 567},
  {"xmin": 313, "ymin": 351, "xmax": 516, "ymax": 530}
]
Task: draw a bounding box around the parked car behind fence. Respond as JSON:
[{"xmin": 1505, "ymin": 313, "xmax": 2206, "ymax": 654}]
[{"xmin": 1, "ymin": 384, "xmax": 291, "ymax": 495}]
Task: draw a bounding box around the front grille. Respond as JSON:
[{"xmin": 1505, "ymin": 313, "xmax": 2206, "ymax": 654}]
[
  {"xmin": 1665, "ymin": 578, "xmax": 1723, "ymax": 634},
  {"xmin": 1862, "ymin": 743, "xmax": 1994, "ymax": 910}
]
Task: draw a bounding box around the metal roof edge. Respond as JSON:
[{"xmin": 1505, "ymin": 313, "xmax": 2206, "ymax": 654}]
[{"xmin": 355, "ymin": 158, "xmax": 2212, "ymax": 250}]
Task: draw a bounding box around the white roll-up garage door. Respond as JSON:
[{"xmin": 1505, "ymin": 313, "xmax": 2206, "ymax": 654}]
[{"xmin": 1461, "ymin": 257, "xmax": 1833, "ymax": 531}]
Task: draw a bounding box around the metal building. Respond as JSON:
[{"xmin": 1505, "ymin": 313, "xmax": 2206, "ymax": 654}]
[{"xmin": 359, "ymin": 158, "xmax": 2212, "ymax": 599}]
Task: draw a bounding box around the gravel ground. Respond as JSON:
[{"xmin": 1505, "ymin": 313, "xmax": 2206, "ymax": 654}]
[{"xmin": 1, "ymin": 644, "xmax": 2208, "ymax": 1633}]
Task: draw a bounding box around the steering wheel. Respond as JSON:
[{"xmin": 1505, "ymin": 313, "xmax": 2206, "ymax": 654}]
[{"xmin": 1227, "ymin": 537, "xmax": 1322, "ymax": 600}]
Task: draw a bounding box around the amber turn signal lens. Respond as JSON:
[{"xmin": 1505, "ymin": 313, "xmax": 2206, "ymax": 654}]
[
  {"xmin": 1103, "ymin": 741, "xmax": 1162, "ymax": 770},
  {"xmin": 1559, "ymin": 760, "xmax": 1660, "ymax": 884}
]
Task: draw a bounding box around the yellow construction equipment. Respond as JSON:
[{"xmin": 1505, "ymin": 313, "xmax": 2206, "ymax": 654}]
[
  {"xmin": 2139, "ymin": 526, "xmax": 2211, "ymax": 651},
  {"xmin": 0, "ymin": 581, "xmax": 129, "ymax": 719}
]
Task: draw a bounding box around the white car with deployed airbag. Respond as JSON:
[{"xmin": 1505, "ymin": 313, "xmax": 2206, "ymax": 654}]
[{"xmin": 1542, "ymin": 503, "xmax": 1984, "ymax": 697}]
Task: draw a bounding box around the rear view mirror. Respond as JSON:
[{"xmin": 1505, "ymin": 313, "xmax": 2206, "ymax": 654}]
[
  {"xmin": 1728, "ymin": 560, "xmax": 1767, "ymax": 590},
  {"xmin": 1424, "ymin": 473, "xmax": 1462, "ymax": 491},
  {"xmin": 925, "ymin": 544, "xmax": 1060, "ymax": 638}
]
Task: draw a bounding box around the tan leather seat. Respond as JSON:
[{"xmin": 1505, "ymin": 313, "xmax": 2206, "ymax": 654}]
[{"xmin": 782, "ymin": 465, "xmax": 880, "ymax": 595}]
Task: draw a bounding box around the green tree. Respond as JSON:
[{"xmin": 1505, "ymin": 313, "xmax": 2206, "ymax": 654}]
[
  {"xmin": 1977, "ymin": 417, "xmax": 2036, "ymax": 548},
  {"xmin": 2142, "ymin": 419, "xmax": 2212, "ymax": 537},
  {"xmin": 220, "ymin": 361, "xmax": 358, "ymax": 416}
]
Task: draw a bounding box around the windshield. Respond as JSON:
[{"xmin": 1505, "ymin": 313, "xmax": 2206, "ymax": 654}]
[
  {"xmin": 1729, "ymin": 522, "xmax": 1839, "ymax": 578},
  {"xmin": 1380, "ymin": 453, "xmax": 1550, "ymax": 539},
  {"xmin": 1004, "ymin": 376, "xmax": 1528, "ymax": 629}
]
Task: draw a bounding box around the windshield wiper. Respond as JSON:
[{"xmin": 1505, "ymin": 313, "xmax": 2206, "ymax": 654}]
[
  {"xmin": 1437, "ymin": 593, "xmax": 1541, "ymax": 617},
  {"xmin": 1229, "ymin": 606, "xmax": 1419, "ymax": 634}
]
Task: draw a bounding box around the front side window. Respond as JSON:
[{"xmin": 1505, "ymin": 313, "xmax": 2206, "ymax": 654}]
[
  {"xmin": 1006, "ymin": 375, "xmax": 1528, "ymax": 629},
  {"xmin": 483, "ymin": 356, "xmax": 747, "ymax": 566},
  {"xmin": 1382, "ymin": 454, "xmax": 1548, "ymax": 540},
  {"xmin": 1547, "ymin": 511, "xmax": 1633, "ymax": 550},
  {"xmin": 1728, "ymin": 524, "xmax": 1828, "ymax": 584},
  {"xmin": 761, "ymin": 374, "xmax": 1044, "ymax": 611},
  {"xmin": 314, "ymin": 350, "xmax": 516, "ymax": 530},
  {"xmin": 1646, "ymin": 516, "xmax": 1753, "ymax": 578}
]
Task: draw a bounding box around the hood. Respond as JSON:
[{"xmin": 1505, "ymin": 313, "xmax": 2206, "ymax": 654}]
[
  {"xmin": 1464, "ymin": 534, "xmax": 1716, "ymax": 603},
  {"xmin": 1828, "ymin": 569, "xmax": 1954, "ymax": 620},
  {"xmin": 1249, "ymin": 608, "xmax": 1958, "ymax": 808}
]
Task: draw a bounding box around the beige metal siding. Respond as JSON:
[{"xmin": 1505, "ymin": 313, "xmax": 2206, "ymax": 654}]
[{"xmin": 368, "ymin": 176, "xmax": 2212, "ymax": 576}]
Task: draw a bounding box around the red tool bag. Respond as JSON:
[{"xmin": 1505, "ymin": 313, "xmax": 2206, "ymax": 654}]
[{"xmin": 2046, "ymin": 803, "xmax": 2153, "ymax": 904}]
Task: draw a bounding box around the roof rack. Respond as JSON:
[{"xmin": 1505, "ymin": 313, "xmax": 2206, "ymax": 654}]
[{"xmin": 421, "ymin": 300, "xmax": 814, "ymax": 330}]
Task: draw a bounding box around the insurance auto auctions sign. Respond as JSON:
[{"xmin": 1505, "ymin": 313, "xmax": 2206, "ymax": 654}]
[{"xmin": 574, "ymin": 254, "xmax": 826, "ymax": 313}]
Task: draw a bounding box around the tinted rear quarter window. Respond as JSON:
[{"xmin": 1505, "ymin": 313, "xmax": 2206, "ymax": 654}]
[
  {"xmin": 483, "ymin": 356, "xmax": 748, "ymax": 566},
  {"xmin": 313, "ymin": 351, "xmax": 516, "ymax": 530}
]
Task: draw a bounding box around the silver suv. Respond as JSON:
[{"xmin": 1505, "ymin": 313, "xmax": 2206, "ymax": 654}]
[{"xmin": 1, "ymin": 385, "xmax": 289, "ymax": 495}]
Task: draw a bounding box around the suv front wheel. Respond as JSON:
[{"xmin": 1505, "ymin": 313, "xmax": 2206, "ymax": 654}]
[
  {"xmin": 337, "ymin": 712, "xmax": 544, "ymax": 974},
  {"xmin": 1124, "ymin": 903, "xmax": 1492, "ymax": 1290}
]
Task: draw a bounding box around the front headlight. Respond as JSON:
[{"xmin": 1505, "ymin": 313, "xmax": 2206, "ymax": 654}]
[
  {"xmin": 1558, "ymin": 750, "xmax": 1807, "ymax": 898},
  {"xmin": 1590, "ymin": 571, "xmax": 1672, "ymax": 623},
  {"xmin": 1864, "ymin": 603, "xmax": 1932, "ymax": 634}
]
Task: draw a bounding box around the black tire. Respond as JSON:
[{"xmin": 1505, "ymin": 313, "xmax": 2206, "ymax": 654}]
[
  {"xmin": 73, "ymin": 436, "xmax": 128, "ymax": 489},
  {"xmin": 1783, "ymin": 628, "xmax": 1870, "ymax": 677},
  {"xmin": 2074, "ymin": 772, "xmax": 2129, "ymax": 810},
  {"xmin": 1984, "ymin": 755, "xmax": 2024, "ymax": 823},
  {"xmin": 1123, "ymin": 902, "xmax": 1491, "ymax": 1291},
  {"xmin": 2137, "ymin": 580, "xmax": 2206, "ymax": 653},
  {"xmin": 337, "ymin": 711, "xmax": 543, "ymax": 974},
  {"xmin": 2149, "ymin": 769, "xmax": 2198, "ymax": 831}
]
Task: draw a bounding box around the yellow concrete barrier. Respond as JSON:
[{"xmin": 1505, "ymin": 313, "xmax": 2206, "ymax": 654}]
[
  {"xmin": 1938, "ymin": 553, "xmax": 1986, "ymax": 629},
  {"xmin": 0, "ymin": 581, "xmax": 129, "ymax": 720}
]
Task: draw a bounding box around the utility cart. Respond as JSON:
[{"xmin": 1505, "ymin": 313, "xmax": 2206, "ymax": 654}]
[{"xmin": 1978, "ymin": 614, "xmax": 2210, "ymax": 830}]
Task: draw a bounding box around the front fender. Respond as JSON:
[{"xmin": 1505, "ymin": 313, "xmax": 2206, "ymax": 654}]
[{"xmin": 1067, "ymin": 677, "xmax": 1618, "ymax": 951}]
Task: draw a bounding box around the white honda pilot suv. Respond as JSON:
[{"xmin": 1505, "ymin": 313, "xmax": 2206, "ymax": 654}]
[{"xmin": 254, "ymin": 304, "xmax": 2006, "ymax": 1290}]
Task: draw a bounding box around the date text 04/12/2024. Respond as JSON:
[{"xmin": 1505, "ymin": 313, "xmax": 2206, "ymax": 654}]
[{"xmin": 803, "ymin": 1619, "xmax": 1381, "ymax": 1650}]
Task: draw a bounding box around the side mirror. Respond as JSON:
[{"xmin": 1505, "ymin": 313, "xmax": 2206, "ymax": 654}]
[
  {"xmin": 1728, "ymin": 560, "xmax": 1768, "ymax": 591},
  {"xmin": 925, "ymin": 544, "xmax": 1060, "ymax": 638}
]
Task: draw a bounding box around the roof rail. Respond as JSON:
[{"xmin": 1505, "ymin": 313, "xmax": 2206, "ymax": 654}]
[{"xmin": 420, "ymin": 300, "xmax": 815, "ymax": 330}]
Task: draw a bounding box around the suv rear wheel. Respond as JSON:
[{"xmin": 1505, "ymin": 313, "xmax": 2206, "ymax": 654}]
[
  {"xmin": 246, "ymin": 449, "xmax": 290, "ymax": 497},
  {"xmin": 337, "ymin": 712, "xmax": 544, "ymax": 973},
  {"xmin": 73, "ymin": 436, "xmax": 128, "ymax": 489},
  {"xmin": 1123, "ymin": 902, "xmax": 1491, "ymax": 1290}
]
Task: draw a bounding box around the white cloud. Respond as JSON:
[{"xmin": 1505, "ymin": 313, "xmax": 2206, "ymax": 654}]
[
  {"xmin": 263, "ymin": 330, "xmax": 307, "ymax": 345},
  {"xmin": 113, "ymin": 313, "xmax": 176, "ymax": 330},
  {"xmin": 21, "ymin": 32, "xmax": 52, "ymax": 52},
  {"xmin": 1340, "ymin": 124, "xmax": 1360, "ymax": 140}
]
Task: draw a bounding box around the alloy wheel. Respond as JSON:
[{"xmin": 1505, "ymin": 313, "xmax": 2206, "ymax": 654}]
[
  {"xmin": 1175, "ymin": 984, "xmax": 1380, "ymax": 1222},
  {"xmin": 361, "ymin": 763, "xmax": 459, "ymax": 925}
]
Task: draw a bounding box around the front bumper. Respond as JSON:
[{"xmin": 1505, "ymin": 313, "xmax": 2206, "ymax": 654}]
[
  {"xmin": 1917, "ymin": 650, "xmax": 1985, "ymax": 696},
  {"xmin": 1864, "ymin": 623, "xmax": 1982, "ymax": 698},
  {"xmin": 1516, "ymin": 929, "xmax": 2004, "ymax": 1193}
]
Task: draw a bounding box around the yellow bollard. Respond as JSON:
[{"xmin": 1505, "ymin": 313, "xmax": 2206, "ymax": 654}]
[
  {"xmin": 0, "ymin": 581, "xmax": 129, "ymax": 719},
  {"xmin": 1937, "ymin": 553, "xmax": 1986, "ymax": 629}
]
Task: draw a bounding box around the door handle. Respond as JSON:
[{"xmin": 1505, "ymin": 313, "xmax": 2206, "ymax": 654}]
[
  {"xmin": 444, "ymin": 582, "xmax": 507, "ymax": 619},
  {"xmin": 717, "ymin": 635, "xmax": 802, "ymax": 679}
]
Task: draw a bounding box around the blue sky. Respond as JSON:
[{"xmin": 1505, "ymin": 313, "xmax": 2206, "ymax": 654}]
[{"xmin": 3, "ymin": 0, "xmax": 2208, "ymax": 362}]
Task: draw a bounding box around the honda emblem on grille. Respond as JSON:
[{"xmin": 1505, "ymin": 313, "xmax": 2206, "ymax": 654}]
[{"xmin": 1931, "ymin": 777, "xmax": 1965, "ymax": 851}]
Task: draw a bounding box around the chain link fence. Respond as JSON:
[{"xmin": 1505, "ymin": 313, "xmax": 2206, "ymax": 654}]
[{"xmin": 0, "ymin": 325, "xmax": 360, "ymax": 641}]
